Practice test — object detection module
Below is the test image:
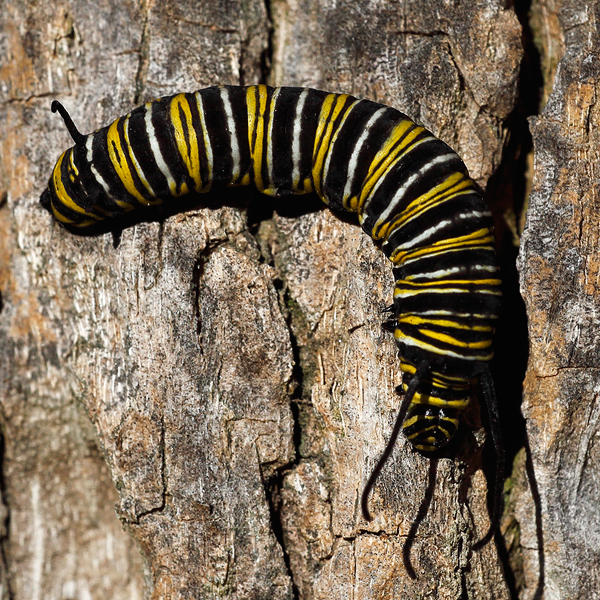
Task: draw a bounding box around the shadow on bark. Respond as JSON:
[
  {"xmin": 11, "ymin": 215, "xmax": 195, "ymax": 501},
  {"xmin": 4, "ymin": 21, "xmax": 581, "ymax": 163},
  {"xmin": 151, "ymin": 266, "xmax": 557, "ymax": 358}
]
[
  {"xmin": 402, "ymin": 458, "xmax": 439, "ymax": 580},
  {"xmin": 524, "ymin": 432, "xmax": 545, "ymax": 600}
]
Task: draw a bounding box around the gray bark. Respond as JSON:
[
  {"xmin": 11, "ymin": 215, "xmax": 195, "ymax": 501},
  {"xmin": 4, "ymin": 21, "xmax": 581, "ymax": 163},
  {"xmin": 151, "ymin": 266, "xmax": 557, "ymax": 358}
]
[
  {"xmin": 0, "ymin": 0, "xmax": 548, "ymax": 598},
  {"xmin": 515, "ymin": 1, "xmax": 600, "ymax": 599}
]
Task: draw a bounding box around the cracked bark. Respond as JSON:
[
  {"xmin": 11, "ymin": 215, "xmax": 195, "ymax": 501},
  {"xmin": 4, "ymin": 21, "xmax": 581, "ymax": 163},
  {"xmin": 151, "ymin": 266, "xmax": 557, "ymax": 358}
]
[
  {"xmin": 513, "ymin": 1, "xmax": 600, "ymax": 599},
  {"xmin": 6, "ymin": 0, "xmax": 588, "ymax": 599}
]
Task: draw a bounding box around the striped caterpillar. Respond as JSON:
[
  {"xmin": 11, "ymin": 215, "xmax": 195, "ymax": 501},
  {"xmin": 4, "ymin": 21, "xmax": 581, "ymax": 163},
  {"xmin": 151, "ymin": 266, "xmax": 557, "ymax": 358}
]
[{"xmin": 40, "ymin": 85, "xmax": 503, "ymax": 530}]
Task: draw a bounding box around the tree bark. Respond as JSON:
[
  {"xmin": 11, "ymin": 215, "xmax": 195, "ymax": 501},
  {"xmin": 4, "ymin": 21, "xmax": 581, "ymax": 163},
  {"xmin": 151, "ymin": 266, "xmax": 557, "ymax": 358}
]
[
  {"xmin": 0, "ymin": 0, "xmax": 537, "ymax": 598},
  {"xmin": 515, "ymin": 1, "xmax": 600, "ymax": 599}
]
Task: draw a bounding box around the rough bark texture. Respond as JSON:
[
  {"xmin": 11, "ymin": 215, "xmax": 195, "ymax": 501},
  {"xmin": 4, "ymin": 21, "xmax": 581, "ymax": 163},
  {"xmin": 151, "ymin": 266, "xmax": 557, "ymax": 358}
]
[
  {"xmin": 0, "ymin": 0, "xmax": 551, "ymax": 598},
  {"xmin": 515, "ymin": 1, "xmax": 600, "ymax": 599}
]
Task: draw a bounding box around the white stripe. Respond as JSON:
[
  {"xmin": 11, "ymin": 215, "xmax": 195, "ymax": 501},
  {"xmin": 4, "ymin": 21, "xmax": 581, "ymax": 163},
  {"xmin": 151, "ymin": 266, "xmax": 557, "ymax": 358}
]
[
  {"xmin": 358, "ymin": 136, "xmax": 435, "ymax": 224},
  {"xmin": 85, "ymin": 134, "xmax": 117, "ymax": 201},
  {"xmin": 397, "ymin": 244, "xmax": 493, "ymax": 267},
  {"xmin": 219, "ymin": 87, "xmax": 241, "ymax": 182},
  {"xmin": 395, "ymin": 333, "xmax": 491, "ymax": 361},
  {"xmin": 385, "ymin": 208, "xmax": 491, "ymax": 251},
  {"xmin": 406, "ymin": 266, "xmax": 464, "ymax": 280},
  {"xmin": 195, "ymin": 92, "xmax": 213, "ymax": 187},
  {"xmin": 266, "ymin": 87, "xmax": 282, "ymax": 191},
  {"xmin": 405, "ymin": 264, "xmax": 500, "ymax": 280},
  {"xmin": 373, "ymin": 152, "xmax": 456, "ymax": 228},
  {"xmin": 392, "ymin": 217, "xmax": 453, "ymax": 250},
  {"xmin": 292, "ymin": 89, "xmax": 309, "ymax": 190},
  {"xmin": 125, "ymin": 115, "xmax": 156, "ymax": 196},
  {"xmin": 400, "ymin": 309, "xmax": 499, "ymax": 319},
  {"xmin": 469, "ymin": 209, "xmax": 492, "ymax": 219},
  {"xmin": 394, "ymin": 287, "xmax": 502, "ymax": 298},
  {"xmin": 454, "ymin": 209, "xmax": 491, "ymax": 221},
  {"xmin": 394, "ymin": 286, "xmax": 468, "ymax": 297},
  {"xmin": 381, "ymin": 190, "xmax": 489, "ymax": 245},
  {"xmin": 85, "ymin": 133, "xmax": 94, "ymax": 166},
  {"xmin": 144, "ymin": 103, "xmax": 177, "ymax": 194},
  {"xmin": 87, "ymin": 141, "xmax": 132, "ymax": 210},
  {"xmin": 343, "ymin": 106, "xmax": 388, "ymax": 202}
]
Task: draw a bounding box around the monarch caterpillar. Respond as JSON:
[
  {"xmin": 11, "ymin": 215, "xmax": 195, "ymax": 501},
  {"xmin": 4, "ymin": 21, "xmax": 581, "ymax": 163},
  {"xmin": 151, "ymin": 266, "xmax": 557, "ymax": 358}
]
[{"xmin": 40, "ymin": 85, "xmax": 503, "ymax": 533}]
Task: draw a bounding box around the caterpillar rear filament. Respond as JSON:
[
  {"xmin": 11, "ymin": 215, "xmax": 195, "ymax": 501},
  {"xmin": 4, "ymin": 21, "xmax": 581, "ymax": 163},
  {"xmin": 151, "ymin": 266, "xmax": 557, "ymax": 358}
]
[{"xmin": 40, "ymin": 85, "xmax": 503, "ymax": 539}]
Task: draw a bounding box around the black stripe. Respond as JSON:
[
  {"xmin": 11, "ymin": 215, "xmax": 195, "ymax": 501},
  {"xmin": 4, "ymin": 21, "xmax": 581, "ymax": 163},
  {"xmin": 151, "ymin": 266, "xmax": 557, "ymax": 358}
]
[
  {"xmin": 360, "ymin": 138, "xmax": 459, "ymax": 235},
  {"xmin": 115, "ymin": 116, "xmax": 156, "ymax": 205},
  {"xmin": 90, "ymin": 128, "xmax": 135, "ymax": 209},
  {"xmin": 71, "ymin": 145, "xmax": 108, "ymax": 213},
  {"xmin": 186, "ymin": 92, "xmax": 211, "ymax": 190},
  {"xmin": 297, "ymin": 89, "xmax": 330, "ymax": 192},
  {"xmin": 125, "ymin": 105, "xmax": 170, "ymax": 198},
  {"xmin": 259, "ymin": 86, "xmax": 276, "ymax": 190},
  {"xmin": 382, "ymin": 194, "xmax": 493, "ymax": 257},
  {"xmin": 268, "ymin": 87, "xmax": 302, "ymax": 193},
  {"xmin": 322, "ymin": 99, "xmax": 390, "ymax": 210},
  {"xmin": 151, "ymin": 98, "xmax": 193, "ymax": 196},
  {"xmin": 393, "ymin": 247, "xmax": 498, "ymax": 282},
  {"xmin": 223, "ymin": 86, "xmax": 251, "ymax": 184},
  {"xmin": 197, "ymin": 87, "xmax": 234, "ymax": 185}
]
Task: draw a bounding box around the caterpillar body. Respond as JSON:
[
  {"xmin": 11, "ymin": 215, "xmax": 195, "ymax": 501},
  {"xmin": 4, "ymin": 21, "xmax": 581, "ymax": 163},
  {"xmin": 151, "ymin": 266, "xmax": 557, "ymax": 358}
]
[{"xmin": 40, "ymin": 85, "xmax": 503, "ymax": 523}]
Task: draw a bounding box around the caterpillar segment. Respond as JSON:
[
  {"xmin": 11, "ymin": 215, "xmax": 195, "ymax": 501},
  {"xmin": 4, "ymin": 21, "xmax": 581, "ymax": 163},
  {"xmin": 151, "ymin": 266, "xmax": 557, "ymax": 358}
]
[{"xmin": 41, "ymin": 84, "xmax": 502, "ymax": 527}]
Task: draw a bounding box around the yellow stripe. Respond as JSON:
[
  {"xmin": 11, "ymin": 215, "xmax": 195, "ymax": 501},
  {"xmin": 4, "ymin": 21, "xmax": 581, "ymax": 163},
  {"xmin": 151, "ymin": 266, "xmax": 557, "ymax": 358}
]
[
  {"xmin": 403, "ymin": 414, "xmax": 429, "ymax": 429},
  {"xmin": 393, "ymin": 285, "xmax": 502, "ymax": 299},
  {"xmin": 107, "ymin": 118, "xmax": 148, "ymax": 204},
  {"xmin": 247, "ymin": 85, "xmax": 268, "ymax": 192},
  {"xmin": 122, "ymin": 116, "xmax": 162, "ymax": 205},
  {"xmin": 377, "ymin": 173, "xmax": 474, "ymax": 240},
  {"xmin": 170, "ymin": 94, "xmax": 202, "ymax": 192},
  {"xmin": 414, "ymin": 442, "xmax": 443, "ymax": 451},
  {"xmin": 68, "ymin": 150, "xmax": 79, "ymax": 179},
  {"xmin": 52, "ymin": 151, "xmax": 97, "ymax": 217},
  {"xmin": 396, "ymin": 278, "xmax": 502, "ymax": 290},
  {"xmin": 376, "ymin": 186, "xmax": 477, "ymax": 242},
  {"xmin": 417, "ymin": 328, "xmax": 493, "ymax": 349},
  {"xmin": 393, "ymin": 278, "xmax": 502, "ymax": 300},
  {"xmin": 263, "ymin": 88, "xmax": 282, "ymax": 196},
  {"xmin": 195, "ymin": 93, "xmax": 213, "ymax": 192},
  {"xmin": 395, "ymin": 242, "xmax": 496, "ymax": 270},
  {"xmin": 393, "ymin": 329, "xmax": 494, "ymax": 360},
  {"xmin": 50, "ymin": 201, "xmax": 96, "ymax": 227},
  {"xmin": 366, "ymin": 120, "xmax": 416, "ymax": 179},
  {"xmin": 404, "ymin": 417, "xmax": 453, "ymax": 436},
  {"xmin": 399, "ymin": 360, "xmax": 471, "ymax": 387},
  {"xmin": 405, "ymin": 422, "xmax": 453, "ymax": 440},
  {"xmin": 312, "ymin": 94, "xmax": 336, "ymax": 161},
  {"xmin": 246, "ymin": 86, "xmax": 257, "ymax": 184},
  {"xmin": 408, "ymin": 390, "xmax": 470, "ymax": 410},
  {"xmin": 390, "ymin": 229, "xmax": 495, "ymax": 264},
  {"xmin": 358, "ymin": 132, "xmax": 432, "ymax": 220},
  {"xmin": 312, "ymin": 94, "xmax": 350, "ymax": 199},
  {"xmin": 396, "ymin": 314, "xmax": 493, "ymax": 332},
  {"xmin": 50, "ymin": 203, "xmax": 76, "ymax": 223},
  {"xmin": 356, "ymin": 123, "xmax": 428, "ymax": 214}
]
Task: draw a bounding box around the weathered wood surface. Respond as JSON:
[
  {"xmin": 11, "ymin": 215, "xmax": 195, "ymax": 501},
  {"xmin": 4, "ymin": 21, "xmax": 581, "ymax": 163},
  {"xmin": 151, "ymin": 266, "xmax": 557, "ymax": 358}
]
[
  {"xmin": 515, "ymin": 1, "xmax": 600, "ymax": 599},
  {"xmin": 0, "ymin": 0, "xmax": 543, "ymax": 598}
]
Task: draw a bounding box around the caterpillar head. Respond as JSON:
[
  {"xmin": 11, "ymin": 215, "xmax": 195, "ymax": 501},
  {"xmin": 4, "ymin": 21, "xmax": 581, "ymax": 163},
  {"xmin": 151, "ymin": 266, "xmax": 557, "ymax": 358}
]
[
  {"xmin": 40, "ymin": 101, "xmax": 109, "ymax": 229},
  {"xmin": 402, "ymin": 403, "xmax": 461, "ymax": 452}
]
